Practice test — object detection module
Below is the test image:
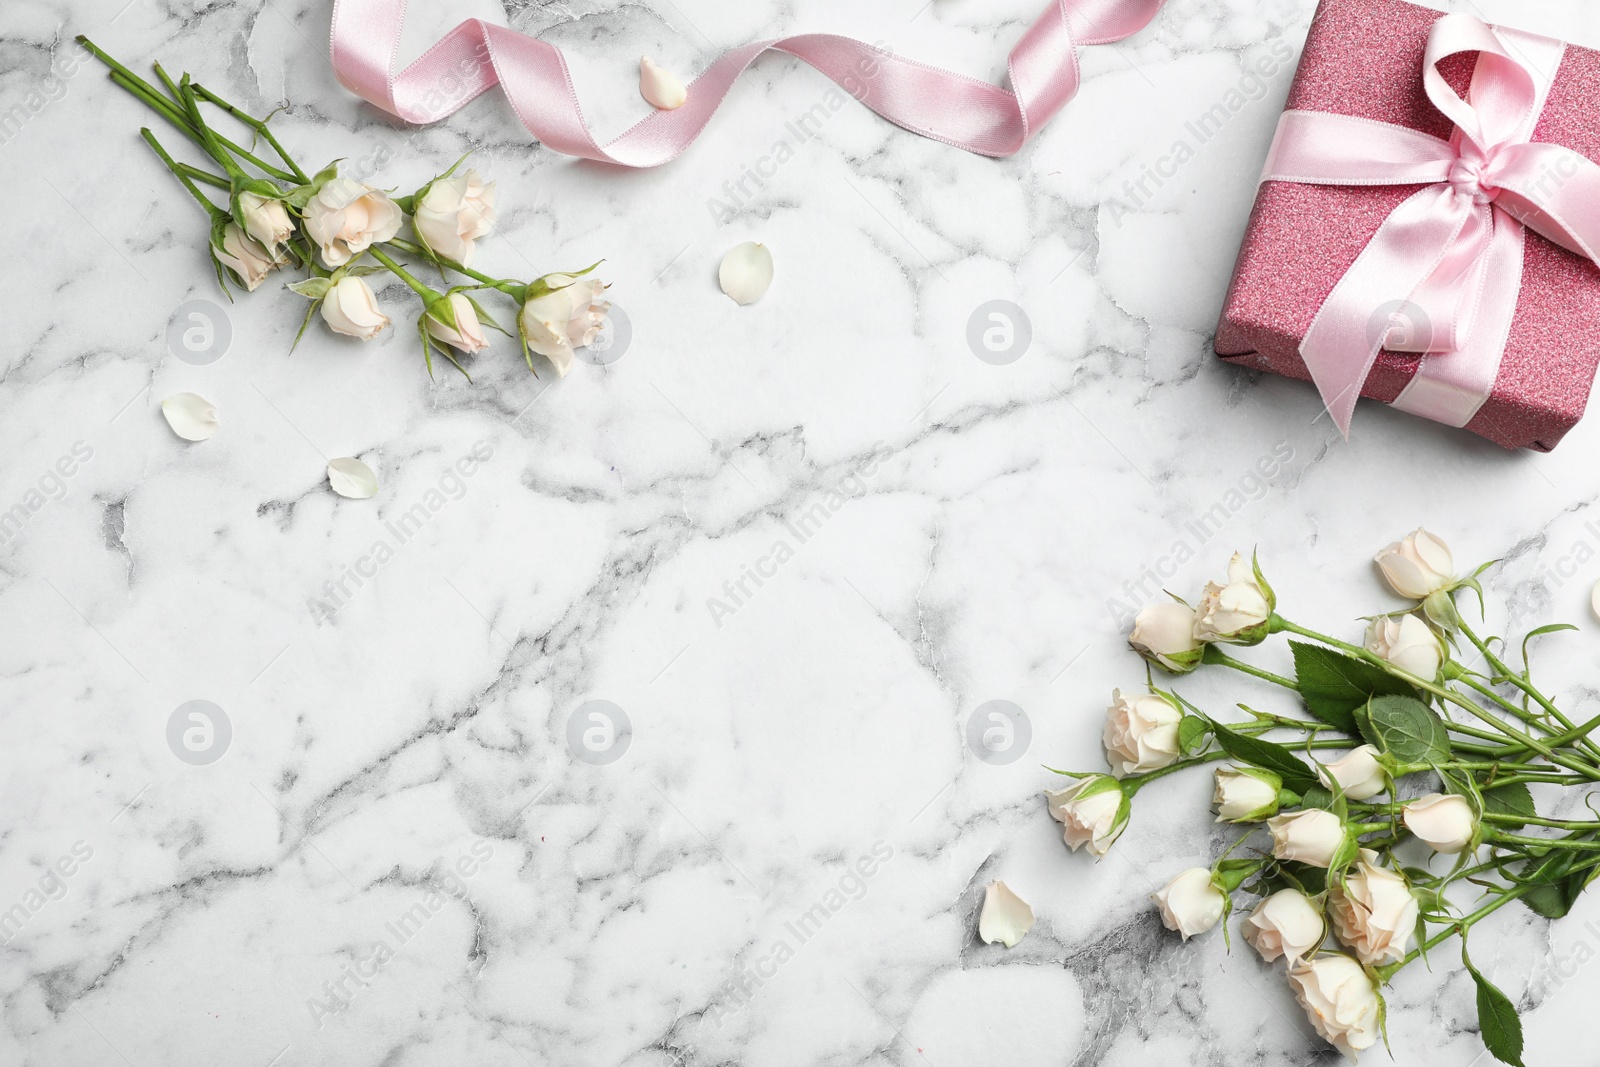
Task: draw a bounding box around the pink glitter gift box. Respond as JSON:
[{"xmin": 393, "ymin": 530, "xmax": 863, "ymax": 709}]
[{"xmin": 1214, "ymin": 0, "xmax": 1600, "ymax": 451}]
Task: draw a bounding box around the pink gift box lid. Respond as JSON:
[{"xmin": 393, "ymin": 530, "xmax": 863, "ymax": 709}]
[{"xmin": 1214, "ymin": 0, "xmax": 1600, "ymax": 450}]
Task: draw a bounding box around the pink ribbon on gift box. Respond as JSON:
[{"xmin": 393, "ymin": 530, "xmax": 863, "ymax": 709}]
[
  {"xmin": 1261, "ymin": 13, "xmax": 1600, "ymax": 435},
  {"xmin": 329, "ymin": 0, "xmax": 1163, "ymax": 167}
]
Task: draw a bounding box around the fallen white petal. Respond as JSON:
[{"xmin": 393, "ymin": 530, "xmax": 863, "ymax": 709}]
[
  {"xmin": 1592, "ymin": 578, "xmax": 1600, "ymax": 623},
  {"xmin": 327, "ymin": 457, "xmax": 379, "ymax": 499},
  {"xmin": 640, "ymin": 55, "xmax": 687, "ymax": 110},
  {"xmin": 978, "ymin": 880, "xmax": 1035, "ymax": 948},
  {"xmin": 718, "ymin": 241, "xmax": 773, "ymax": 305},
  {"xmin": 161, "ymin": 392, "xmax": 219, "ymax": 441}
]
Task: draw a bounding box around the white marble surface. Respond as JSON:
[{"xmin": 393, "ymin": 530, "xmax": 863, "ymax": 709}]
[{"xmin": 7, "ymin": 0, "xmax": 1600, "ymax": 1063}]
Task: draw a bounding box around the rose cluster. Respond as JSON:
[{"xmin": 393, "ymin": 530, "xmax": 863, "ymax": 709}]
[
  {"xmin": 1048, "ymin": 530, "xmax": 1594, "ymax": 1065},
  {"xmin": 82, "ymin": 38, "xmax": 609, "ymax": 379}
]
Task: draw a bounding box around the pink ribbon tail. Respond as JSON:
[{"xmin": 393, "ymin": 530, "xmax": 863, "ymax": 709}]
[{"xmin": 330, "ymin": 0, "xmax": 1164, "ymax": 166}]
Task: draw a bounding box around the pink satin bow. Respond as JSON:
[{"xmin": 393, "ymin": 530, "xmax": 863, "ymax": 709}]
[
  {"xmin": 330, "ymin": 0, "xmax": 1164, "ymax": 167},
  {"xmin": 1261, "ymin": 13, "xmax": 1600, "ymax": 435}
]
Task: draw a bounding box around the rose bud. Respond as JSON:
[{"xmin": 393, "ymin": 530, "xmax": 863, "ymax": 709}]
[
  {"xmin": 414, "ymin": 168, "xmax": 496, "ymax": 267},
  {"xmin": 520, "ymin": 274, "xmax": 611, "ymax": 377},
  {"xmin": 1328, "ymin": 850, "xmax": 1418, "ymax": 967},
  {"xmin": 1243, "ymin": 889, "xmax": 1324, "ymax": 964},
  {"xmin": 305, "ymin": 177, "xmax": 403, "ymax": 267},
  {"xmin": 1044, "ymin": 776, "xmax": 1128, "ymax": 858},
  {"xmin": 1129, "ymin": 602, "xmax": 1202, "ymax": 673},
  {"xmin": 1374, "ymin": 528, "xmax": 1454, "ymax": 599},
  {"xmin": 425, "ymin": 292, "xmax": 491, "ymax": 355},
  {"xmin": 1288, "ymin": 955, "xmax": 1381, "ymax": 1059},
  {"xmin": 1213, "ymin": 766, "xmax": 1281, "ymax": 823},
  {"xmin": 238, "ymin": 190, "xmax": 293, "ymax": 252},
  {"xmin": 1194, "ymin": 552, "xmax": 1273, "ymax": 645},
  {"xmin": 1102, "ymin": 690, "xmax": 1182, "ymax": 777},
  {"xmin": 321, "ymin": 276, "xmax": 390, "ymax": 341},
  {"xmin": 1402, "ymin": 793, "xmax": 1477, "ymax": 854},
  {"xmin": 1267, "ymin": 809, "xmax": 1348, "ymax": 868},
  {"xmin": 213, "ymin": 222, "xmax": 280, "ymax": 292},
  {"xmin": 1151, "ymin": 867, "xmax": 1225, "ymax": 940},
  {"xmin": 1317, "ymin": 745, "xmax": 1387, "ymax": 801},
  {"xmin": 1365, "ymin": 614, "xmax": 1443, "ymax": 681}
]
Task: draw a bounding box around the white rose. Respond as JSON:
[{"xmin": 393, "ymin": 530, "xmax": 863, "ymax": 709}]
[
  {"xmin": 321, "ymin": 276, "xmax": 390, "ymax": 341},
  {"xmin": 425, "ymin": 293, "xmax": 490, "ymax": 355},
  {"xmin": 1243, "ymin": 889, "xmax": 1324, "ymax": 964},
  {"xmin": 1129, "ymin": 602, "xmax": 1202, "ymax": 672},
  {"xmin": 519, "ymin": 274, "xmax": 610, "ymax": 377},
  {"xmin": 1194, "ymin": 552, "xmax": 1271, "ymax": 643},
  {"xmin": 1102, "ymin": 690, "xmax": 1182, "ymax": 777},
  {"xmin": 1375, "ymin": 528, "xmax": 1454, "ymax": 599},
  {"xmin": 305, "ymin": 177, "xmax": 403, "ymax": 268},
  {"xmin": 1402, "ymin": 793, "xmax": 1476, "ymax": 854},
  {"xmin": 1288, "ymin": 954, "xmax": 1380, "ymax": 1059},
  {"xmin": 1268, "ymin": 809, "xmax": 1348, "ymax": 868},
  {"xmin": 1151, "ymin": 867, "xmax": 1225, "ymax": 939},
  {"xmin": 213, "ymin": 222, "xmax": 280, "ymax": 292},
  {"xmin": 1317, "ymin": 745, "xmax": 1387, "ymax": 802},
  {"xmin": 1213, "ymin": 766, "xmax": 1281, "ymax": 822},
  {"xmin": 1365, "ymin": 614, "xmax": 1443, "ymax": 681},
  {"xmin": 414, "ymin": 169, "xmax": 496, "ymax": 266},
  {"xmin": 1329, "ymin": 850, "xmax": 1418, "ymax": 967},
  {"xmin": 1044, "ymin": 777, "xmax": 1127, "ymax": 857},
  {"xmin": 238, "ymin": 191, "xmax": 293, "ymax": 252}
]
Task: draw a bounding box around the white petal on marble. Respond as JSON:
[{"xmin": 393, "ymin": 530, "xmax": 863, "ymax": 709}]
[
  {"xmin": 327, "ymin": 457, "xmax": 379, "ymax": 499},
  {"xmin": 160, "ymin": 392, "xmax": 219, "ymax": 441},
  {"xmin": 718, "ymin": 241, "xmax": 773, "ymax": 305},
  {"xmin": 978, "ymin": 880, "xmax": 1035, "ymax": 948},
  {"xmin": 639, "ymin": 56, "xmax": 687, "ymax": 110},
  {"xmin": 1591, "ymin": 578, "xmax": 1600, "ymax": 623}
]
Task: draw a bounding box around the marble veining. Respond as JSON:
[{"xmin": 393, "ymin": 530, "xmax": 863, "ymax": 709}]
[{"xmin": 4, "ymin": 0, "xmax": 1600, "ymax": 1062}]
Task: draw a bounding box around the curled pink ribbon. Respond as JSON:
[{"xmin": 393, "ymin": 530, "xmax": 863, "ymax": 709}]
[
  {"xmin": 1261, "ymin": 13, "xmax": 1600, "ymax": 435},
  {"xmin": 330, "ymin": 0, "xmax": 1164, "ymax": 167}
]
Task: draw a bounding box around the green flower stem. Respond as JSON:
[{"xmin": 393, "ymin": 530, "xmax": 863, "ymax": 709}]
[
  {"xmin": 368, "ymin": 247, "xmax": 441, "ymax": 302},
  {"xmin": 1205, "ymin": 648, "xmax": 1297, "ymax": 689},
  {"xmin": 77, "ymin": 37, "xmax": 295, "ymax": 182},
  {"xmin": 1123, "ymin": 740, "xmax": 1358, "ymax": 794},
  {"xmin": 383, "ymin": 238, "xmax": 525, "ymax": 298},
  {"xmin": 1482, "ymin": 812, "xmax": 1600, "ymax": 830},
  {"xmin": 177, "ymin": 163, "xmax": 230, "ymax": 190},
  {"xmin": 1207, "ymin": 639, "xmax": 1514, "ymax": 753},
  {"xmin": 190, "ymin": 82, "xmax": 309, "ymax": 182},
  {"xmin": 1273, "ymin": 617, "xmax": 1600, "ymax": 782},
  {"xmin": 1376, "ymin": 883, "xmax": 1532, "ymax": 982},
  {"xmin": 139, "ymin": 129, "xmax": 224, "ymax": 219},
  {"xmin": 1485, "ymin": 828, "xmax": 1600, "ymax": 851},
  {"xmin": 1456, "ymin": 616, "xmax": 1600, "ymax": 756}
]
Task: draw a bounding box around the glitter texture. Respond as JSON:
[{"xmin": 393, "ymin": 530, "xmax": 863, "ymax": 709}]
[{"xmin": 1214, "ymin": 0, "xmax": 1600, "ymax": 451}]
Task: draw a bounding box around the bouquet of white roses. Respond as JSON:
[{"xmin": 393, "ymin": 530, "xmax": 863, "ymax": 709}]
[
  {"xmin": 1051, "ymin": 530, "xmax": 1595, "ymax": 1064},
  {"xmin": 79, "ymin": 37, "xmax": 609, "ymax": 379}
]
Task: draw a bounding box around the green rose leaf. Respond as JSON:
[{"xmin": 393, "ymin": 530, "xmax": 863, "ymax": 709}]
[
  {"xmin": 1462, "ymin": 943, "xmax": 1525, "ymax": 1067},
  {"xmin": 1290, "ymin": 641, "xmax": 1422, "ymax": 733},
  {"xmin": 1177, "ymin": 716, "xmax": 1211, "ymax": 755},
  {"xmin": 1207, "ymin": 719, "xmax": 1318, "ymax": 793},
  {"xmin": 1365, "ymin": 694, "xmax": 1450, "ymax": 765},
  {"xmin": 1479, "ymin": 780, "xmax": 1535, "ymax": 832}
]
